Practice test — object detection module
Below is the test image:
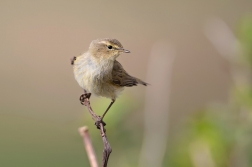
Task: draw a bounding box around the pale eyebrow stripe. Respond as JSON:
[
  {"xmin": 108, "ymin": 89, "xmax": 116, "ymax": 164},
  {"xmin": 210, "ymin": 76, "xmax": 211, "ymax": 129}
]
[
  {"xmin": 98, "ymin": 41, "xmax": 119, "ymax": 49},
  {"xmin": 98, "ymin": 41, "xmax": 109, "ymax": 45}
]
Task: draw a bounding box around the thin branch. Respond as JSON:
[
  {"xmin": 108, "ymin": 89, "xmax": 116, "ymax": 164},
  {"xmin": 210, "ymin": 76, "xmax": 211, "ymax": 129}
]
[
  {"xmin": 79, "ymin": 126, "xmax": 99, "ymax": 167},
  {"xmin": 81, "ymin": 90, "xmax": 112, "ymax": 167},
  {"xmin": 100, "ymin": 124, "xmax": 112, "ymax": 166}
]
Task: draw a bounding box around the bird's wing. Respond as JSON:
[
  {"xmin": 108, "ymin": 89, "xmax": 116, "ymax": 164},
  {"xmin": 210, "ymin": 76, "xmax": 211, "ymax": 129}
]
[{"xmin": 112, "ymin": 60, "xmax": 147, "ymax": 87}]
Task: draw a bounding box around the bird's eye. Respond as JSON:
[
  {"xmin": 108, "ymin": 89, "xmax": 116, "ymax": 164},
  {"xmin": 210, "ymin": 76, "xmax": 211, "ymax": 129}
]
[{"xmin": 107, "ymin": 45, "xmax": 113, "ymax": 49}]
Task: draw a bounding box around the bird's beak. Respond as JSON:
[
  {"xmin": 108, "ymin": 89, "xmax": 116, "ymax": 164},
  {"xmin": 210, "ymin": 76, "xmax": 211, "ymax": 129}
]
[
  {"xmin": 118, "ymin": 48, "xmax": 130, "ymax": 53},
  {"xmin": 123, "ymin": 49, "xmax": 130, "ymax": 53}
]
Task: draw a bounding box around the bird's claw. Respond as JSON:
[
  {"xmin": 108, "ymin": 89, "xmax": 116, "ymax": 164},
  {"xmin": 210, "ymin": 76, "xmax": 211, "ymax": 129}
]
[
  {"xmin": 79, "ymin": 93, "xmax": 91, "ymax": 105},
  {"xmin": 95, "ymin": 117, "xmax": 106, "ymax": 129}
]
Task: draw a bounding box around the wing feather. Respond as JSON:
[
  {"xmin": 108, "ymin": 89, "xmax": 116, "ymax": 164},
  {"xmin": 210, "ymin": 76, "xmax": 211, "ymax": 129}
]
[{"xmin": 112, "ymin": 61, "xmax": 147, "ymax": 87}]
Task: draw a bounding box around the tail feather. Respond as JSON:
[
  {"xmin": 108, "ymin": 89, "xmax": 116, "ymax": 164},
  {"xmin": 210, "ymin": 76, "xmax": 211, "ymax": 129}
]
[{"xmin": 136, "ymin": 78, "xmax": 148, "ymax": 86}]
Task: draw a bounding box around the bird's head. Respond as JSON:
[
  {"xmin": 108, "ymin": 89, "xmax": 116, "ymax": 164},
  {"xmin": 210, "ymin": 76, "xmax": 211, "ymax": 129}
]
[{"xmin": 89, "ymin": 38, "xmax": 130, "ymax": 61}]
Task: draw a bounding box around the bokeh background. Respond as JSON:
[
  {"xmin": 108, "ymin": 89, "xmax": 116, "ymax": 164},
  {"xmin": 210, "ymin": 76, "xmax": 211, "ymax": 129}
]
[{"xmin": 1, "ymin": 0, "xmax": 252, "ymax": 167}]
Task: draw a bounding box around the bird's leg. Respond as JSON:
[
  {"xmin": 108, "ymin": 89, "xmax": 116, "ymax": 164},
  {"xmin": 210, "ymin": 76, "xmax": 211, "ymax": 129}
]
[
  {"xmin": 95, "ymin": 99, "xmax": 115, "ymax": 129},
  {"xmin": 79, "ymin": 93, "xmax": 91, "ymax": 105},
  {"xmin": 101, "ymin": 99, "xmax": 115, "ymax": 120}
]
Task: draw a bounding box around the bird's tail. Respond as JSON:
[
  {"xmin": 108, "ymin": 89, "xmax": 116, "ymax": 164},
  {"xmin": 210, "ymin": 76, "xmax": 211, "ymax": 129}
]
[{"xmin": 136, "ymin": 78, "xmax": 148, "ymax": 86}]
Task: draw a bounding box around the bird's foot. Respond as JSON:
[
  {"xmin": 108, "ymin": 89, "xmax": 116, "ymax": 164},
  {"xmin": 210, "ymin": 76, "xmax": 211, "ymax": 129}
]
[
  {"xmin": 79, "ymin": 93, "xmax": 91, "ymax": 105},
  {"xmin": 95, "ymin": 116, "xmax": 106, "ymax": 129}
]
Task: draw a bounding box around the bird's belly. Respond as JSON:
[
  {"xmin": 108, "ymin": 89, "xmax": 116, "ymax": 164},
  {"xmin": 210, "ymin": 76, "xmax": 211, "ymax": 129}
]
[
  {"xmin": 74, "ymin": 68, "xmax": 123, "ymax": 99},
  {"xmin": 91, "ymin": 81, "xmax": 124, "ymax": 100}
]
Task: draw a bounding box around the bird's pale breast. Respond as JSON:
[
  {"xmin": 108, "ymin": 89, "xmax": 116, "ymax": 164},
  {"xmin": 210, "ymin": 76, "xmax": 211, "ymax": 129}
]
[{"xmin": 73, "ymin": 53, "xmax": 123, "ymax": 100}]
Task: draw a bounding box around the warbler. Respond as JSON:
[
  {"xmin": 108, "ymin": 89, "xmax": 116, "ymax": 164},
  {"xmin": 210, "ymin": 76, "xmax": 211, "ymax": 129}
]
[{"xmin": 71, "ymin": 38, "xmax": 147, "ymax": 122}]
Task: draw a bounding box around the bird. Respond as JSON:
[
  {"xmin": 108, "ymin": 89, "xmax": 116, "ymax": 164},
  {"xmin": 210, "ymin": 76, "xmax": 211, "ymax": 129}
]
[{"xmin": 71, "ymin": 38, "xmax": 147, "ymax": 125}]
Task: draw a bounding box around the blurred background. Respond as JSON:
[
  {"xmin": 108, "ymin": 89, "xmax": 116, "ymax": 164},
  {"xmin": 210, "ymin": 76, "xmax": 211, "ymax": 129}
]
[{"xmin": 1, "ymin": 0, "xmax": 252, "ymax": 167}]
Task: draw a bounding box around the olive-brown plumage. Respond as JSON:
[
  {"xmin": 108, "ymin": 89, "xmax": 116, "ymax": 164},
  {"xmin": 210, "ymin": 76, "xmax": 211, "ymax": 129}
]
[
  {"xmin": 72, "ymin": 38, "xmax": 147, "ymax": 120},
  {"xmin": 112, "ymin": 60, "xmax": 147, "ymax": 87}
]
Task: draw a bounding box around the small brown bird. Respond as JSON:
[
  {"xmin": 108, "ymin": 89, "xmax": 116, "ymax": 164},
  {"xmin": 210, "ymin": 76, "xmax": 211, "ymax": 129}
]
[{"xmin": 71, "ymin": 38, "xmax": 147, "ymax": 123}]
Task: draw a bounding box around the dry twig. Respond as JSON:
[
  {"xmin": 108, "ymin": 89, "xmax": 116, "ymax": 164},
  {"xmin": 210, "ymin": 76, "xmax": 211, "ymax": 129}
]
[
  {"xmin": 79, "ymin": 126, "xmax": 99, "ymax": 167},
  {"xmin": 80, "ymin": 90, "xmax": 112, "ymax": 167}
]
